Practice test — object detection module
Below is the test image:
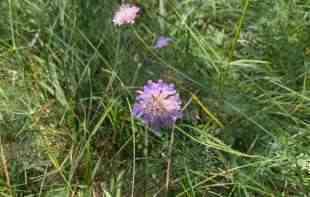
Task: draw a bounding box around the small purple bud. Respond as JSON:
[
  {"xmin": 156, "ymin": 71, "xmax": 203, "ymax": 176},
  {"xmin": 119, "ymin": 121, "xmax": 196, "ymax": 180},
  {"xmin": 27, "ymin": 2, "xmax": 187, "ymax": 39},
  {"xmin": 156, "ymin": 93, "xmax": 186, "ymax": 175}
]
[{"xmin": 154, "ymin": 36, "xmax": 173, "ymax": 49}]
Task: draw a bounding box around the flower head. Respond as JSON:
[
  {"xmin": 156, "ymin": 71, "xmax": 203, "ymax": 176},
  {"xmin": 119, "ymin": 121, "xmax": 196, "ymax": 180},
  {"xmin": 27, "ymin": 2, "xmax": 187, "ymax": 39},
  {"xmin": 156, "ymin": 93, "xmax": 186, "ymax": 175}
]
[
  {"xmin": 133, "ymin": 80, "xmax": 182, "ymax": 132},
  {"xmin": 113, "ymin": 4, "xmax": 140, "ymax": 26},
  {"xmin": 154, "ymin": 36, "xmax": 172, "ymax": 49}
]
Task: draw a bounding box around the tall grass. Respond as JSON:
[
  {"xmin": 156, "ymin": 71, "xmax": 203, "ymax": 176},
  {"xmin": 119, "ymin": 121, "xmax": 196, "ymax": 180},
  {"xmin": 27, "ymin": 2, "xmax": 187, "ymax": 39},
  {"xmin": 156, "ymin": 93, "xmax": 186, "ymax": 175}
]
[{"xmin": 0, "ymin": 0, "xmax": 309, "ymax": 196}]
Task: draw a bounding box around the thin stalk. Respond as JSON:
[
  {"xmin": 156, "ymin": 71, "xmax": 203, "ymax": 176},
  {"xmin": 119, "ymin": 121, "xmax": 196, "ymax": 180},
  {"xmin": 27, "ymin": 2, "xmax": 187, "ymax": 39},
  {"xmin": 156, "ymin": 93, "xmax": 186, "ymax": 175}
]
[
  {"xmin": 0, "ymin": 138, "xmax": 14, "ymax": 196},
  {"xmin": 131, "ymin": 134, "xmax": 136, "ymax": 197},
  {"xmin": 220, "ymin": 0, "xmax": 250, "ymax": 100},
  {"xmin": 107, "ymin": 30, "xmax": 121, "ymax": 92},
  {"xmin": 159, "ymin": 0, "xmax": 166, "ymax": 32},
  {"xmin": 144, "ymin": 127, "xmax": 149, "ymax": 196},
  {"xmin": 165, "ymin": 127, "xmax": 175, "ymax": 196},
  {"xmin": 229, "ymin": 0, "xmax": 250, "ymax": 61},
  {"xmin": 130, "ymin": 99, "xmax": 136, "ymax": 197},
  {"xmin": 8, "ymin": 0, "xmax": 16, "ymax": 49}
]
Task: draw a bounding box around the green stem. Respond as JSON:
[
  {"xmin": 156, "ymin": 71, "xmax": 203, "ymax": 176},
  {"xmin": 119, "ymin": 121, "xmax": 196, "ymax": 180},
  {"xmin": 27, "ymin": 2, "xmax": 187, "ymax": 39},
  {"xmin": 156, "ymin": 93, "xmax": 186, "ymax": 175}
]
[
  {"xmin": 229, "ymin": 0, "xmax": 250, "ymax": 61},
  {"xmin": 165, "ymin": 127, "xmax": 175, "ymax": 196},
  {"xmin": 220, "ymin": 0, "xmax": 250, "ymax": 99},
  {"xmin": 159, "ymin": 0, "xmax": 166, "ymax": 32},
  {"xmin": 8, "ymin": 0, "xmax": 16, "ymax": 49},
  {"xmin": 144, "ymin": 127, "xmax": 149, "ymax": 196}
]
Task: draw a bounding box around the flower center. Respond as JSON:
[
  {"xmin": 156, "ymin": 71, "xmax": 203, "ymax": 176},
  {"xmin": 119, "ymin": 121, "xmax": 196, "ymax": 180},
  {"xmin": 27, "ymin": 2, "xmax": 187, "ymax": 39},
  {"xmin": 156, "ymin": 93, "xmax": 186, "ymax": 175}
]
[{"xmin": 146, "ymin": 94, "xmax": 167, "ymax": 116}]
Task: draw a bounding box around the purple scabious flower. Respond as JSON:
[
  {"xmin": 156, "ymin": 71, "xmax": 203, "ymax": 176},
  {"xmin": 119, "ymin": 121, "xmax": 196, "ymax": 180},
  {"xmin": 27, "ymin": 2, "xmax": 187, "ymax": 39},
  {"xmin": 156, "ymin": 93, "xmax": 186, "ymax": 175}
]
[
  {"xmin": 133, "ymin": 80, "xmax": 182, "ymax": 132},
  {"xmin": 113, "ymin": 4, "xmax": 140, "ymax": 26},
  {"xmin": 154, "ymin": 36, "xmax": 172, "ymax": 49}
]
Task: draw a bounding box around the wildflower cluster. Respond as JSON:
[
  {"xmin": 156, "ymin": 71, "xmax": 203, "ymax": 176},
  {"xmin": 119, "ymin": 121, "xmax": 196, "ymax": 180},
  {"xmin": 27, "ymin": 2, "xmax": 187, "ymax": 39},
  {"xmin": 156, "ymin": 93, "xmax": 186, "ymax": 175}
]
[{"xmin": 113, "ymin": 4, "xmax": 180, "ymax": 133}]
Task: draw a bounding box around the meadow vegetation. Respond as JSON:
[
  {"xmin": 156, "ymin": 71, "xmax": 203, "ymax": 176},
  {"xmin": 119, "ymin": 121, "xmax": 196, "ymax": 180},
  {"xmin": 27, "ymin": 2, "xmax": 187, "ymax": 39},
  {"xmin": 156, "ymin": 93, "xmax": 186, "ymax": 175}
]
[{"xmin": 0, "ymin": 0, "xmax": 310, "ymax": 196}]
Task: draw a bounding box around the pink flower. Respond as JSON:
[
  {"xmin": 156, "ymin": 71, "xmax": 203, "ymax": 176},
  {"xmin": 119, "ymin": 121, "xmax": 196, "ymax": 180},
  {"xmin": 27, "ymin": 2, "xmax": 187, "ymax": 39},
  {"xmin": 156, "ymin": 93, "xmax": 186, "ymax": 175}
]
[{"xmin": 113, "ymin": 4, "xmax": 140, "ymax": 26}]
